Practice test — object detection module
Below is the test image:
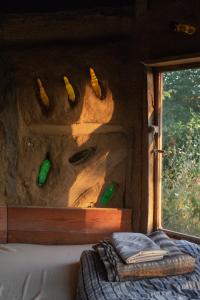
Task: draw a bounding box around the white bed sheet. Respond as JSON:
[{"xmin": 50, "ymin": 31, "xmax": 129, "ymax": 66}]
[{"xmin": 0, "ymin": 243, "xmax": 92, "ymax": 300}]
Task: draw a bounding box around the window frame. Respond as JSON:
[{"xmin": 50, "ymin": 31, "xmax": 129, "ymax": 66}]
[{"xmin": 145, "ymin": 56, "xmax": 200, "ymax": 244}]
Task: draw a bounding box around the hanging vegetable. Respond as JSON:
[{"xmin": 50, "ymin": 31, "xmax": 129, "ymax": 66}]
[
  {"xmin": 172, "ymin": 22, "xmax": 196, "ymax": 35},
  {"xmin": 100, "ymin": 182, "xmax": 117, "ymax": 206},
  {"xmin": 36, "ymin": 78, "xmax": 50, "ymax": 109},
  {"xmin": 37, "ymin": 154, "xmax": 52, "ymax": 187},
  {"xmin": 89, "ymin": 67, "xmax": 102, "ymax": 99},
  {"xmin": 63, "ymin": 75, "xmax": 76, "ymax": 103}
]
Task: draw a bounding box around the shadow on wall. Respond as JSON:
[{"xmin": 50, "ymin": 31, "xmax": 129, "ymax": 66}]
[{"xmin": 66, "ymin": 81, "xmax": 127, "ymax": 208}]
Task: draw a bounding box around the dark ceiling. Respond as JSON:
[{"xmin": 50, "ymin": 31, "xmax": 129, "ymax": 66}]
[{"xmin": 1, "ymin": 0, "xmax": 133, "ymax": 13}]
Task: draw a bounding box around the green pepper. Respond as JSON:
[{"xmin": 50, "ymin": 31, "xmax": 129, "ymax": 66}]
[
  {"xmin": 37, "ymin": 157, "xmax": 52, "ymax": 187},
  {"xmin": 100, "ymin": 182, "xmax": 117, "ymax": 206}
]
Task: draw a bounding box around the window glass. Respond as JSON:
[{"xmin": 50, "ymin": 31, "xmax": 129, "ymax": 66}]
[{"xmin": 162, "ymin": 68, "xmax": 200, "ymax": 236}]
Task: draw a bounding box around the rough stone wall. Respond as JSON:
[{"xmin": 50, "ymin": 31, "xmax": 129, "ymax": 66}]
[{"xmin": 0, "ymin": 40, "xmax": 135, "ymax": 208}]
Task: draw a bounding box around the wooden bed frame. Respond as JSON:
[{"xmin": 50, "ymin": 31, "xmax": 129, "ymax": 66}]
[{"xmin": 0, "ymin": 206, "xmax": 132, "ymax": 244}]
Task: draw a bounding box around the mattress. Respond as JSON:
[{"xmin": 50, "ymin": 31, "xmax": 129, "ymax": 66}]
[
  {"xmin": 0, "ymin": 243, "xmax": 92, "ymax": 300},
  {"xmin": 77, "ymin": 240, "xmax": 200, "ymax": 300}
]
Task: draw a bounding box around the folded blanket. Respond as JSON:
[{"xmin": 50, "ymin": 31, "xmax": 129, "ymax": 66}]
[
  {"xmin": 111, "ymin": 232, "xmax": 168, "ymax": 264},
  {"xmin": 95, "ymin": 231, "xmax": 196, "ymax": 281},
  {"xmin": 77, "ymin": 240, "xmax": 200, "ymax": 300}
]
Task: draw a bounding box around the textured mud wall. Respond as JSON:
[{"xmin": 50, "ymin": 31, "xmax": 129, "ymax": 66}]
[
  {"xmin": 0, "ymin": 40, "xmax": 135, "ymax": 208},
  {"xmin": 0, "ymin": 57, "xmax": 18, "ymax": 205},
  {"xmin": 1, "ymin": 0, "xmax": 200, "ymax": 221}
]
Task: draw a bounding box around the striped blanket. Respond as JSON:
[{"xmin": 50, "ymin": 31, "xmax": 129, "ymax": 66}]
[{"xmin": 76, "ymin": 240, "xmax": 200, "ymax": 300}]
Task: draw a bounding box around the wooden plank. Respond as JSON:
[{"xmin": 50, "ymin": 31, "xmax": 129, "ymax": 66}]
[
  {"xmin": 0, "ymin": 206, "xmax": 7, "ymax": 243},
  {"xmin": 163, "ymin": 229, "xmax": 200, "ymax": 245},
  {"xmin": 144, "ymin": 54, "xmax": 200, "ymax": 69},
  {"xmin": 140, "ymin": 68, "xmax": 155, "ymax": 233},
  {"xmin": 0, "ymin": 11, "xmax": 132, "ymax": 46},
  {"xmin": 8, "ymin": 231, "xmax": 115, "ymax": 245},
  {"xmin": 142, "ymin": 69, "xmax": 163, "ymax": 233},
  {"xmin": 7, "ymin": 207, "xmax": 132, "ymax": 244},
  {"xmin": 153, "ymin": 72, "xmax": 163, "ymax": 230},
  {"xmin": 28, "ymin": 123, "xmax": 127, "ymax": 136}
]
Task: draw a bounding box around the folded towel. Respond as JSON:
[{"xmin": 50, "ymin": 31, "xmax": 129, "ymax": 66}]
[
  {"xmin": 111, "ymin": 232, "xmax": 168, "ymax": 264},
  {"xmin": 95, "ymin": 231, "xmax": 196, "ymax": 281}
]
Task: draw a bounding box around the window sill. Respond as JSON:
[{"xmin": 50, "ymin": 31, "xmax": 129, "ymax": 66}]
[{"xmin": 159, "ymin": 228, "xmax": 200, "ymax": 245}]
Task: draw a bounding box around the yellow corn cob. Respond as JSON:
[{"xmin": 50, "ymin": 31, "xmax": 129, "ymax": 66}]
[
  {"xmin": 36, "ymin": 78, "xmax": 50, "ymax": 108},
  {"xmin": 63, "ymin": 76, "xmax": 75, "ymax": 102},
  {"xmin": 89, "ymin": 67, "xmax": 102, "ymax": 99}
]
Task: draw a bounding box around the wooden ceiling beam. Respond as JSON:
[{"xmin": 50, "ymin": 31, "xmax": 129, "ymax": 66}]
[{"xmin": 0, "ymin": 10, "xmax": 132, "ymax": 46}]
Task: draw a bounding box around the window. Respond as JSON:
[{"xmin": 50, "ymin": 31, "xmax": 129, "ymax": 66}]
[
  {"xmin": 146, "ymin": 58, "xmax": 200, "ymax": 243},
  {"xmin": 162, "ymin": 68, "xmax": 200, "ymax": 236}
]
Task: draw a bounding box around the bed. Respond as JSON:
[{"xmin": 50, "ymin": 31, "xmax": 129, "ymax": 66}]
[
  {"xmin": 77, "ymin": 240, "xmax": 200, "ymax": 300},
  {"xmin": 0, "ymin": 206, "xmax": 132, "ymax": 300},
  {"xmin": 1, "ymin": 206, "xmax": 200, "ymax": 300},
  {"xmin": 0, "ymin": 243, "xmax": 92, "ymax": 300}
]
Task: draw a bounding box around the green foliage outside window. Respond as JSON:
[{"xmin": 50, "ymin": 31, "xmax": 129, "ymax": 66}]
[{"xmin": 162, "ymin": 68, "xmax": 200, "ymax": 236}]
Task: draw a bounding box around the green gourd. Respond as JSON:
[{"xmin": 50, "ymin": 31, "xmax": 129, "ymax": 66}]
[
  {"xmin": 37, "ymin": 156, "xmax": 52, "ymax": 187},
  {"xmin": 100, "ymin": 182, "xmax": 117, "ymax": 206}
]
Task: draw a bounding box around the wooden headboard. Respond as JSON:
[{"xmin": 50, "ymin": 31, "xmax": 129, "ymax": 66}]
[{"xmin": 0, "ymin": 206, "xmax": 132, "ymax": 244}]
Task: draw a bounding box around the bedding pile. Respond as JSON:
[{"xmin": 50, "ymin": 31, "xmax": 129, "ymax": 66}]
[
  {"xmin": 94, "ymin": 230, "xmax": 195, "ymax": 281},
  {"xmin": 77, "ymin": 239, "xmax": 200, "ymax": 300},
  {"xmin": 76, "ymin": 231, "xmax": 200, "ymax": 300}
]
